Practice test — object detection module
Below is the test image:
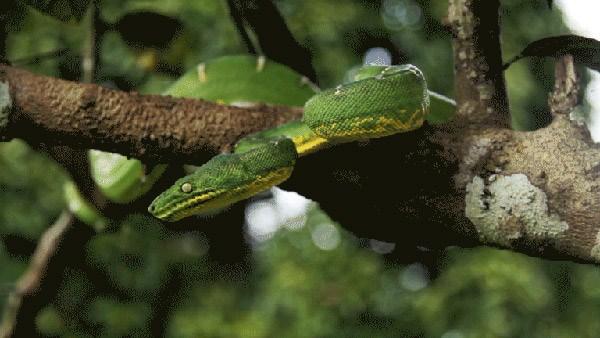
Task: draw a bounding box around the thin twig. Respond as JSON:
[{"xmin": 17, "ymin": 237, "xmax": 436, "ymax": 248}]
[
  {"xmin": 81, "ymin": 1, "xmax": 97, "ymax": 84},
  {"xmin": 0, "ymin": 212, "xmax": 74, "ymax": 338}
]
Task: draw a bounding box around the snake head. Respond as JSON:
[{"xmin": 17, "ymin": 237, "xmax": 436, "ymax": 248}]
[
  {"xmin": 148, "ymin": 138, "xmax": 297, "ymax": 222},
  {"xmin": 148, "ymin": 167, "xmax": 227, "ymax": 222}
]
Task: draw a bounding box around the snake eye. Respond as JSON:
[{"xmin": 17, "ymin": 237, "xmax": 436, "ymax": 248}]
[{"xmin": 180, "ymin": 182, "xmax": 192, "ymax": 193}]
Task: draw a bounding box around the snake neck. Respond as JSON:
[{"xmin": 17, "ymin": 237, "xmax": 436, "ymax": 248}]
[{"xmin": 290, "ymin": 132, "xmax": 329, "ymax": 156}]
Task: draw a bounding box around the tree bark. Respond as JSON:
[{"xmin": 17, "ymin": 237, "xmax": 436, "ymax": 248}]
[
  {"xmin": 1, "ymin": 56, "xmax": 598, "ymax": 263},
  {"xmin": 0, "ymin": 64, "xmax": 303, "ymax": 163},
  {"xmin": 448, "ymin": 0, "xmax": 510, "ymax": 128}
]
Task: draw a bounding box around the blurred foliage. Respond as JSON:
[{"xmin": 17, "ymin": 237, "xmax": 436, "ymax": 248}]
[
  {"xmin": 0, "ymin": 140, "xmax": 67, "ymax": 239},
  {"xmin": 1, "ymin": 0, "xmax": 599, "ymax": 337},
  {"xmin": 22, "ymin": 0, "xmax": 92, "ymax": 22}
]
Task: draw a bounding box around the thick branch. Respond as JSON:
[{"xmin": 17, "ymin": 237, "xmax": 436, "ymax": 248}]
[
  {"xmin": 0, "ymin": 64, "xmax": 303, "ymax": 163},
  {"xmin": 448, "ymin": 0, "xmax": 509, "ymax": 128},
  {"xmin": 281, "ymin": 108, "xmax": 600, "ymax": 264},
  {"xmin": 0, "ymin": 58, "xmax": 598, "ymax": 265}
]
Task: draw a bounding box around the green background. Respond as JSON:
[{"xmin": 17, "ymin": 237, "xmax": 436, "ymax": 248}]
[{"xmin": 2, "ymin": 0, "xmax": 599, "ymax": 337}]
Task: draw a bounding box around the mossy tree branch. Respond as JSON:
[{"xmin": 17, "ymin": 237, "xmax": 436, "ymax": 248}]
[{"xmin": 0, "ymin": 0, "xmax": 599, "ymax": 268}]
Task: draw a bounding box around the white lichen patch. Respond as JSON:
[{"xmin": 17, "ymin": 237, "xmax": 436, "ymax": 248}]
[
  {"xmin": 0, "ymin": 81, "xmax": 11, "ymax": 131},
  {"xmin": 465, "ymin": 174, "xmax": 569, "ymax": 247}
]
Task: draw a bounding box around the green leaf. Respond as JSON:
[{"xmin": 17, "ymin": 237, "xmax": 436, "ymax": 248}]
[
  {"xmin": 21, "ymin": 0, "xmax": 91, "ymax": 22},
  {"xmin": 504, "ymin": 35, "xmax": 600, "ymax": 72}
]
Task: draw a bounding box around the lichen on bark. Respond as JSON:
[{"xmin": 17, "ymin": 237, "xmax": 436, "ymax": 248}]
[{"xmin": 465, "ymin": 174, "xmax": 569, "ymax": 247}]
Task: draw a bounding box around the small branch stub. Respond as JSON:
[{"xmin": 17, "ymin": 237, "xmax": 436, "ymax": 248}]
[{"xmin": 548, "ymin": 54, "xmax": 579, "ymax": 116}]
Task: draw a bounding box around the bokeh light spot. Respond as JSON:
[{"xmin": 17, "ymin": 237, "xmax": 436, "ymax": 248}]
[
  {"xmin": 311, "ymin": 223, "xmax": 340, "ymax": 251},
  {"xmin": 399, "ymin": 263, "xmax": 429, "ymax": 291},
  {"xmin": 363, "ymin": 47, "xmax": 392, "ymax": 66},
  {"xmin": 245, "ymin": 200, "xmax": 279, "ymax": 242},
  {"xmin": 382, "ymin": 0, "xmax": 422, "ymax": 31},
  {"xmin": 273, "ymin": 188, "xmax": 310, "ymax": 231},
  {"xmin": 369, "ymin": 239, "xmax": 396, "ymax": 254},
  {"xmin": 441, "ymin": 330, "xmax": 465, "ymax": 338}
]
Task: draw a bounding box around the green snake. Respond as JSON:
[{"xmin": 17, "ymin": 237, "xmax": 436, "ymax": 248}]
[
  {"xmin": 64, "ymin": 55, "xmax": 454, "ymax": 226},
  {"xmin": 64, "ymin": 55, "xmax": 316, "ymax": 227},
  {"xmin": 147, "ymin": 62, "xmax": 432, "ymax": 222}
]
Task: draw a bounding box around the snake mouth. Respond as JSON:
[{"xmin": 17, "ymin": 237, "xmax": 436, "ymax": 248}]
[
  {"xmin": 148, "ymin": 166, "xmax": 294, "ymax": 222},
  {"xmin": 148, "ymin": 189, "xmax": 223, "ymax": 222}
]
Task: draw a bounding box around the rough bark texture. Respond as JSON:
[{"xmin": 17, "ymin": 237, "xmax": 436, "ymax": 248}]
[
  {"xmin": 438, "ymin": 114, "xmax": 600, "ymax": 263},
  {"xmin": 281, "ymin": 104, "xmax": 600, "ymax": 265},
  {"xmin": 0, "ymin": 64, "xmax": 303, "ymax": 163},
  {"xmin": 448, "ymin": 0, "xmax": 509, "ymax": 128}
]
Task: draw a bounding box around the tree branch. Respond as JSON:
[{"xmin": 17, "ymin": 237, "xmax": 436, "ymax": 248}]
[
  {"xmin": 448, "ymin": 0, "xmax": 509, "ymax": 128},
  {"xmin": 0, "ymin": 57, "xmax": 599, "ymax": 264},
  {"xmin": 282, "ymin": 105, "xmax": 600, "ymax": 265},
  {"xmin": 226, "ymin": 0, "xmax": 257, "ymax": 54},
  {"xmin": 0, "ymin": 0, "xmax": 599, "ymax": 266},
  {"xmin": 0, "ymin": 212, "xmax": 74, "ymax": 338},
  {"xmin": 226, "ymin": 0, "xmax": 317, "ymax": 82},
  {"xmin": 0, "ymin": 64, "xmax": 303, "ymax": 163}
]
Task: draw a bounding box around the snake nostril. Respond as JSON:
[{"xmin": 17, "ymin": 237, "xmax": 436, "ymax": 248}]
[{"xmin": 148, "ymin": 205, "xmax": 155, "ymax": 212}]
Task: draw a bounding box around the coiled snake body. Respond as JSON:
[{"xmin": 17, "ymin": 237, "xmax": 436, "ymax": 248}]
[{"xmin": 148, "ymin": 63, "xmax": 431, "ymax": 222}]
